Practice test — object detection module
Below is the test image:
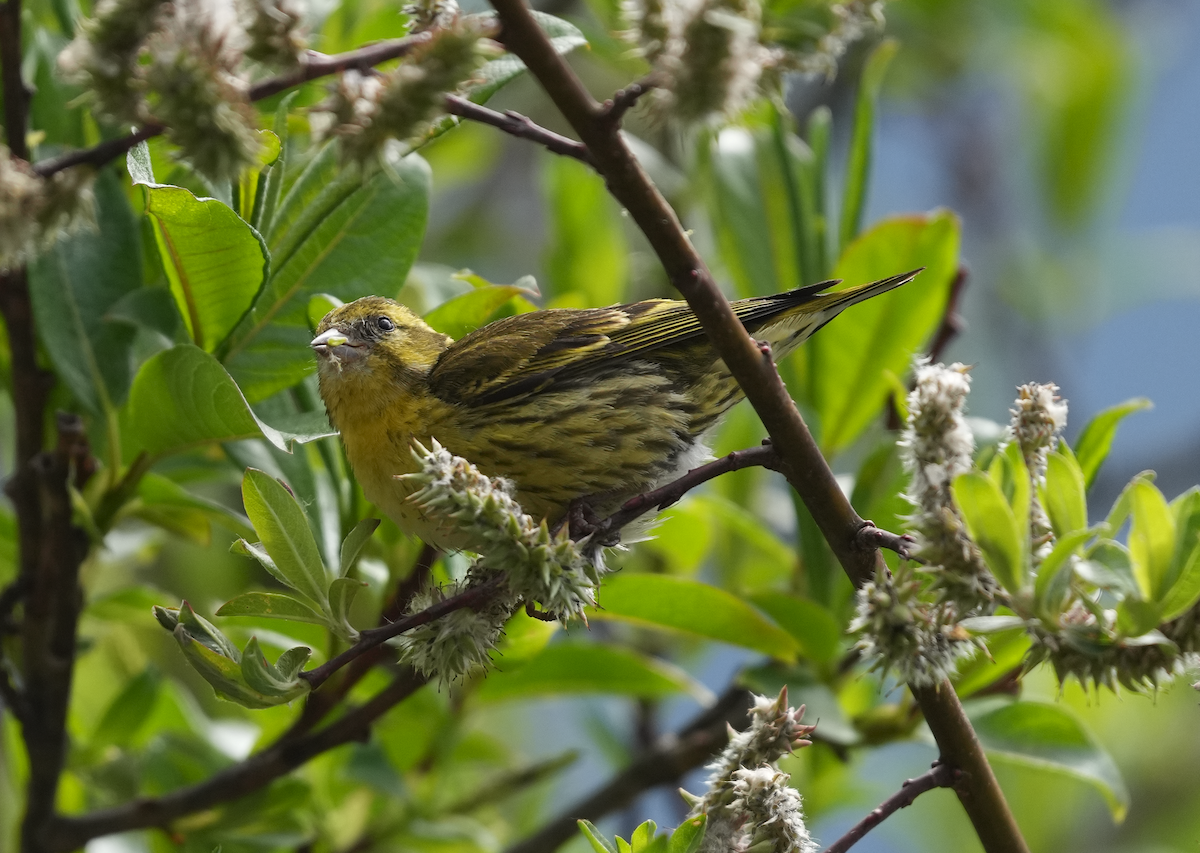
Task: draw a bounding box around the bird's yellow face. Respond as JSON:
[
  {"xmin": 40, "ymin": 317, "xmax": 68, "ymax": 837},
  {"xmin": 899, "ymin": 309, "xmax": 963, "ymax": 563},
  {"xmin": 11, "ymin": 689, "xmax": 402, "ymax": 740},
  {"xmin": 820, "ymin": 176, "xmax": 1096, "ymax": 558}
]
[{"xmin": 311, "ymin": 297, "xmax": 451, "ymax": 381}]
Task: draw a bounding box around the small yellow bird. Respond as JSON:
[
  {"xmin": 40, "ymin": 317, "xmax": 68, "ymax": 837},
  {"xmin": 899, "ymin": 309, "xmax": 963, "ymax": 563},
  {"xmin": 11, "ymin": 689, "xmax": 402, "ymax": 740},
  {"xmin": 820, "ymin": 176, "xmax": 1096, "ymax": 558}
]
[{"xmin": 312, "ymin": 270, "xmax": 919, "ymax": 549}]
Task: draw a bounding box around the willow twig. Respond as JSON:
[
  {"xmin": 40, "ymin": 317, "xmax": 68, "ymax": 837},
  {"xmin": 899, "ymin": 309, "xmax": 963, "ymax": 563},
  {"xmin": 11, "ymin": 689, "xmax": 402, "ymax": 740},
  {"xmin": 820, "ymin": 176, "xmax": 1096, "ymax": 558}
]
[
  {"xmin": 445, "ymin": 95, "xmax": 594, "ymax": 165},
  {"xmin": 823, "ymin": 762, "xmax": 958, "ymax": 853}
]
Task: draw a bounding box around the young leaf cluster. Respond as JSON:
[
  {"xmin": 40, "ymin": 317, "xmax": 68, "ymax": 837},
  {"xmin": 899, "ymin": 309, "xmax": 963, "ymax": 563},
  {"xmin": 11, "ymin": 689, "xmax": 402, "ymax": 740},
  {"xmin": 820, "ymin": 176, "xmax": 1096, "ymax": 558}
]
[{"xmin": 855, "ymin": 361, "xmax": 1200, "ymax": 694}]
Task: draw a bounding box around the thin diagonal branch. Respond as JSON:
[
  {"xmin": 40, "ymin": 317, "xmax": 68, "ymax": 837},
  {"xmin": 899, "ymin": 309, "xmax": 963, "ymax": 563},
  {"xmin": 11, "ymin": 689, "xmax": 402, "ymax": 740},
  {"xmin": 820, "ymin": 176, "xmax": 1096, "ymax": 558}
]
[
  {"xmin": 298, "ymin": 573, "xmax": 504, "ymax": 690},
  {"xmin": 42, "ymin": 670, "xmax": 427, "ymax": 853},
  {"xmin": 592, "ymin": 443, "xmax": 782, "ymax": 541},
  {"xmin": 822, "ymin": 762, "xmax": 957, "ymax": 853},
  {"xmin": 599, "ymin": 76, "xmax": 657, "ymax": 126},
  {"xmin": 445, "ymin": 95, "xmax": 594, "ymax": 165}
]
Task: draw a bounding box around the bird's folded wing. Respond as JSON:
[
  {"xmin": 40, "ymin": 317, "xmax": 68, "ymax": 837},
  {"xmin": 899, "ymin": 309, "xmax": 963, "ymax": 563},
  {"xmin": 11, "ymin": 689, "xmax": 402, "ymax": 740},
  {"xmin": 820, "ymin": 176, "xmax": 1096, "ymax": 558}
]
[{"xmin": 428, "ymin": 280, "xmax": 840, "ymax": 406}]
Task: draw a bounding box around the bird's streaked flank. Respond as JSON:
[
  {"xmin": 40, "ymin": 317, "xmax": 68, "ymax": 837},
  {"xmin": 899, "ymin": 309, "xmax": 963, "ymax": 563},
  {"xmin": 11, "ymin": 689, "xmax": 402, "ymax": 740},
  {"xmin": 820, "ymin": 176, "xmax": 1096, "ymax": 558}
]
[{"xmin": 312, "ymin": 269, "xmax": 921, "ymax": 549}]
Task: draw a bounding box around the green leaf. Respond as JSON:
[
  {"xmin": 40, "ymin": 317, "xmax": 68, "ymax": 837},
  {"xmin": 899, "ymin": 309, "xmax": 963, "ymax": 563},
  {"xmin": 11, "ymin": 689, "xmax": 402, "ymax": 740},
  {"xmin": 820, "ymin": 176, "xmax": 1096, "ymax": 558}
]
[
  {"xmin": 1033, "ymin": 528, "xmax": 1094, "ymax": 617},
  {"xmin": 238, "ymin": 129, "xmax": 282, "ymax": 224},
  {"xmin": 129, "ymin": 143, "xmax": 269, "ymax": 353},
  {"xmin": 338, "ymin": 518, "xmax": 380, "ymax": 577},
  {"xmin": 328, "ymin": 576, "xmax": 366, "ymax": 640},
  {"xmin": 215, "ymin": 592, "xmax": 329, "ymax": 626},
  {"xmin": 630, "ymin": 822, "xmax": 667, "ymax": 853},
  {"xmin": 701, "ymin": 121, "xmax": 803, "ymax": 300},
  {"xmin": 307, "ymin": 293, "xmax": 342, "ymax": 332},
  {"xmin": 745, "ymin": 592, "xmax": 841, "ymax": 665},
  {"xmin": 105, "ymin": 286, "xmax": 182, "ymax": 341},
  {"xmin": 252, "ymin": 93, "xmax": 297, "ymax": 235},
  {"xmin": 136, "ymin": 472, "xmax": 253, "ymax": 539},
  {"xmin": 423, "ymin": 274, "xmax": 540, "ymax": 339},
  {"xmin": 28, "ymin": 170, "xmax": 141, "ymax": 414},
  {"xmin": 276, "ymin": 645, "xmax": 312, "ymax": 681},
  {"xmin": 543, "ymin": 155, "xmax": 626, "ymax": 307},
  {"xmin": 1075, "ymin": 398, "xmax": 1151, "ymax": 490},
  {"xmin": 1077, "ymin": 540, "xmax": 1138, "ymax": 596},
  {"xmin": 1103, "ymin": 470, "xmax": 1156, "ymax": 533},
  {"xmin": 953, "ymin": 628, "xmax": 1030, "ymax": 699},
  {"xmin": 953, "ymin": 471, "xmax": 1026, "ymax": 593},
  {"xmin": 123, "ymin": 345, "xmax": 335, "ymax": 456},
  {"xmin": 810, "ymin": 212, "xmax": 960, "ymax": 455},
  {"xmin": 474, "ymin": 641, "xmax": 709, "ymax": 703},
  {"xmin": 838, "ymin": 38, "xmax": 898, "ymax": 251},
  {"xmin": 578, "ymin": 821, "xmax": 618, "ymax": 853},
  {"xmin": 92, "ymin": 668, "xmax": 161, "ymax": 748},
  {"xmin": 1044, "ymin": 445, "xmax": 1088, "ymax": 537},
  {"xmin": 1160, "ymin": 539, "xmax": 1200, "ymax": 623},
  {"xmin": 972, "ymin": 701, "xmax": 1129, "ymax": 821},
  {"xmin": 1115, "ymin": 598, "xmax": 1161, "ymax": 638},
  {"xmin": 589, "ymin": 574, "xmax": 800, "ymax": 659},
  {"xmin": 221, "ymin": 144, "xmax": 431, "ymax": 401},
  {"xmin": 241, "ymin": 469, "xmax": 330, "ymax": 607},
  {"xmin": 240, "ymin": 637, "xmax": 311, "ymax": 699},
  {"xmin": 1127, "ymin": 480, "xmax": 1175, "ymax": 602},
  {"xmin": 667, "ymin": 816, "xmax": 706, "ymax": 853}
]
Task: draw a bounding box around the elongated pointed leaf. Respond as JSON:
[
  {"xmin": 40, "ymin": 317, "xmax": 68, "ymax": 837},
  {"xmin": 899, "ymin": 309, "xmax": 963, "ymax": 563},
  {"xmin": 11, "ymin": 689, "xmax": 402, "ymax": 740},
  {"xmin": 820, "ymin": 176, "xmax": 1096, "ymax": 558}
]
[
  {"xmin": 1160, "ymin": 540, "xmax": 1200, "ymax": 622},
  {"xmin": 953, "ymin": 471, "xmax": 1026, "ymax": 593},
  {"xmin": 423, "ymin": 276, "xmax": 539, "ymax": 339},
  {"xmin": 667, "ymin": 817, "xmax": 706, "ymax": 853},
  {"xmin": 1075, "ymin": 398, "xmax": 1152, "ymax": 490},
  {"xmin": 123, "ymin": 345, "xmax": 335, "ymax": 456},
  {"xmin": 29, "ymin": 170, "xmax": 141, "ymax": 414},
  {"xmin": 579, "ymin": 821, "xmax": 618, "ymax": 853},
  {"xmin": 1033, "ymin": 529, "xmax": 1094, "ymax": 617},
  {"xmin": 222, "ymin": 145, "xmax": 430, "ymax": 401},
  {"xmin": 811, "ymin": 212, "xmax": 959, "ymax": 455},
  {"xmin": 1127, "ymin": 480, "xmax": 1175, "ymax": 602},
  {"xmin": 241, "ymin": 469, "xmax": 330, "ymax": 607},
  {"xmin": 240, "ymin": 637, "xmax": 311, "ymax": 699},
  {"xmin": 972, "ymin": 701, "xmax": 1129, "ymax": 821},
  {"xmin": 1044, "ymin": 446, "xmax": 1088, "ymax": 537},
  {"xmin": 702, "ymin": 122, "xmax": 803, "ymax": 300},
  {"xmin": 745, "ymin": 592, "xmax": 841, "ymax": 665},
  {"xmin": 838, "ymin": 38, "xmax": 898, "ymax": 251},
  {"xmin": 216, "ymin": 591, "xmax": 329, "ymax": 626},
  {"xmin": 589, "ymin": 574, "xmax": 800, "ymax": 659},
  {"xmin": 328, "ymin": 576, "xmax": 366, "ymax": 641},
  {"xmin": 338, "ymin": 518, "xmax": 380, "ymax": 577},
  {"xmin": 129, "ymin": 143, "xmax": 269, "ymax": 352}
]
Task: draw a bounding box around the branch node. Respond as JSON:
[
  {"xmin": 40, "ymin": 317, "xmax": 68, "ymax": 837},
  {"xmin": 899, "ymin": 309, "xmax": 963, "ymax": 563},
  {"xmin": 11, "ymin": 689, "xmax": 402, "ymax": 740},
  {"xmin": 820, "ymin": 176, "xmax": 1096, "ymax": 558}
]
[{"xmin": 854, "ymin": 520, "xmax": 916, "ymax": 561}]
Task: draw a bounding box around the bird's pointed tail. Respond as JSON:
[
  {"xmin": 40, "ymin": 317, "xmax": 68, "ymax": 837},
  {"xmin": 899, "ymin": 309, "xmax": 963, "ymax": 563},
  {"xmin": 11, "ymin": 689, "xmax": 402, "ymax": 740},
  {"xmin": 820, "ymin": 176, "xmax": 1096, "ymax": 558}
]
[{"xmin": 808, "ymin": 268, "xmax": 924, "ymax": 318}]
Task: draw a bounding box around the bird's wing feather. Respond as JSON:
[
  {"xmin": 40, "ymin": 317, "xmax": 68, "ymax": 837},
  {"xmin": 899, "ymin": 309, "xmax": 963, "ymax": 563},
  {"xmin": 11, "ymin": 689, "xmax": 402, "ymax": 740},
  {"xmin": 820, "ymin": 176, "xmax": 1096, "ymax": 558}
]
[{"xmin": 428, "ymin": 280, "xmax": 840, "ymax": 406}]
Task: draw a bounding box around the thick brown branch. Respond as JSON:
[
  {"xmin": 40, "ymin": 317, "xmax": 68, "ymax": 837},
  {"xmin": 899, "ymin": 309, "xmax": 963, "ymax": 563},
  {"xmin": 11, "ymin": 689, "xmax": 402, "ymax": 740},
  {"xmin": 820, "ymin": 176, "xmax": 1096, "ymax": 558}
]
[
  {"xmin": 484, "ymin": 4, "xmax": 1029, "ymax": 853},
  {"xmin": 43, "ymin": 670, "xmax": 426, "ymax": 853},
  {"xmin": 502, "ymin": 688, "xmax": 753, "ymax": 853},
  {"xmin": 445, "ymin": 94, "xmax": 594, "ymax": 165},
  {"xmin": 18, "ymin": 416, "xmax": 92, "ymax": 853},
  {"xmin": 32, "ymin": 36, "xmax": 433, "ymax": 178},
  {"xmin": 489, "ymin": 0, "xmax": 877, "ymax": 588},
  {"xmin": 911, "ymin": 682, "xmax": 1028, "ymax": 853},
  {"xmin": 823, "ymin": 762, "xmax": 957, "ymax": 853},
  {"xmin": 298, "ymin": 573, "xmax": 504, "ymax": 690}
]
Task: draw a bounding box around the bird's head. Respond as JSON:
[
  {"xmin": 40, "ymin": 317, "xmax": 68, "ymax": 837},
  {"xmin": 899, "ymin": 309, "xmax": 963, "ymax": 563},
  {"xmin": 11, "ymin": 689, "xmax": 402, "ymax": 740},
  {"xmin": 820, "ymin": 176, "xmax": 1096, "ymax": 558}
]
[{"xmin": 311, "ymin": 297, "xmax": 452, "ymax": 398}]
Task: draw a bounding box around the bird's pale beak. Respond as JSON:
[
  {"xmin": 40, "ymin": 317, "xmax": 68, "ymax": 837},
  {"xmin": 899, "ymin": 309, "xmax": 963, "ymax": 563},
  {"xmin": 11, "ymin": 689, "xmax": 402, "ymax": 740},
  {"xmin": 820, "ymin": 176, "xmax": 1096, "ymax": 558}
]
[{"xmin": 311, "ymin": 327, "xmax": 365, "ymax": 365}]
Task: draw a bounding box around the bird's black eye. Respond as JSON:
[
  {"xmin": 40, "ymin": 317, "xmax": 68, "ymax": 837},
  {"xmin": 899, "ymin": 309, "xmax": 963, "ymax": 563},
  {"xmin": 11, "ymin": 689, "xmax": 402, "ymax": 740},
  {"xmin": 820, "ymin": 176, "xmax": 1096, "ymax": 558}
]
[{"xmin": 377, "ymin": 316, "xmax": 395, "ymax": 332}]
